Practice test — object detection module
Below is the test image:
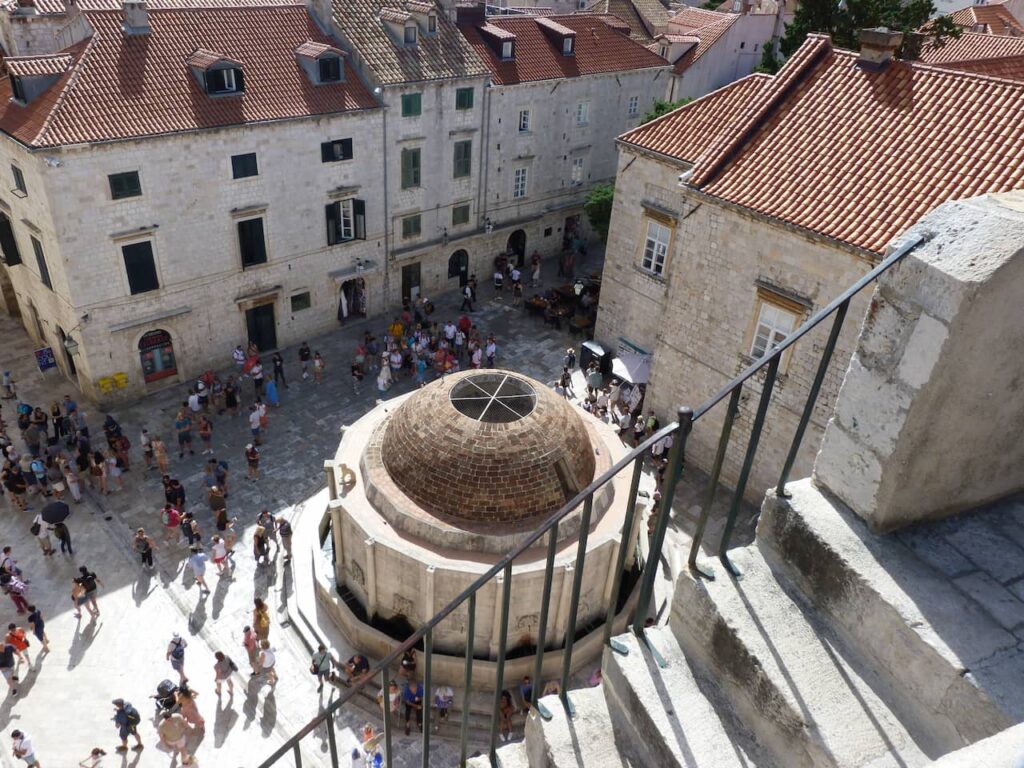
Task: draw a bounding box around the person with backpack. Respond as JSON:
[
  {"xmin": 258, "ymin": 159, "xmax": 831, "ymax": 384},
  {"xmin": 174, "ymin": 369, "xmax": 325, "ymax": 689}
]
[
  {"xmin": 112, "ymin": 698, "xmax": 144, "ymax": 752},
  {"xmin": 213, "ymin": 650, "xmax": 238, "ymax": 696},
  {"xmin": 166, "ymin": 632, "xmax": 188, "ymax": 684}
]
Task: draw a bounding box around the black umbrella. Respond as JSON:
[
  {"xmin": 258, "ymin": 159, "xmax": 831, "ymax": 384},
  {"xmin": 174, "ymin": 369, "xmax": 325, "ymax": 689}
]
[{"xmin": 40, "ymin": 501, "xmax": 70, "ymax": 525}]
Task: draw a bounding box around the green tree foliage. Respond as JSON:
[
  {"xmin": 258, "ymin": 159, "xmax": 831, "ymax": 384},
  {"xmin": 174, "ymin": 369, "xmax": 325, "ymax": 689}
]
[
  {"xmin": 756, "ymin": 40, "xmax": 782, "ymax": 74},
  {"xmin": 780, "ymin": 0, "xmax": 961, "ymax": 59},
  {"xmin": 639, "ymin": 98, "xmax": 693, "ymax": 125},
  {"xmin": 584, "ymin": 183, "xmax": 615, "ymax": 243}
]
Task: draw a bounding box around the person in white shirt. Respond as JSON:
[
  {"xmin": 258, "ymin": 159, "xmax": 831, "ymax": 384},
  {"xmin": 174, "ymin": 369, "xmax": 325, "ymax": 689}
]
[
  {"xmin": 493, "ymin": 270, "xmax": 504, "ymax": 294},
  {"xmin": 232, "ymin": 346, "xmax": 246, "ymax": 373},
  {"xmin": 11, "ymin": 730, "xmax": 39, "ymax": 766}
]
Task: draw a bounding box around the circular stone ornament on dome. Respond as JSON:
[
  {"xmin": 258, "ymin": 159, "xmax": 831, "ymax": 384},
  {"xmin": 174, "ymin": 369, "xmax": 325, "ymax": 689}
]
[{"xmin": 449, "ymin": 373, "xmax": 537, "ymax": 423}]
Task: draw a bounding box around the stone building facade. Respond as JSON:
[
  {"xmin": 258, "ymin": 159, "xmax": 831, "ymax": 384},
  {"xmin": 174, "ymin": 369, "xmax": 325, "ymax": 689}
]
[{"xmin": 596, "ymin": 32, "xmax": 1024, "ymax": 499}]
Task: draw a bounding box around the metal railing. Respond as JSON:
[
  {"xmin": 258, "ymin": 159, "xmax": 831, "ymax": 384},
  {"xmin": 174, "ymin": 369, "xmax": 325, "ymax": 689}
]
[{"xmin": 258, "ymin": 234, "xmax": 924, "ymax": 768}]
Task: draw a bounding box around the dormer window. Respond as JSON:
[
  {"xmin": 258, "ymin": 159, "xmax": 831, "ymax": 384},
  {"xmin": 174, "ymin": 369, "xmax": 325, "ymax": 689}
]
[
  {"xmin": 319, "ymin": 57, "xmax": 341, "ymax": 82},
  {"xmin": 502, "ymin": 41, "xmax": 513, "ymax": 59},
  {"xmin": 481, "ymin": 24, "xmax": 517, "ymax": 60},
  {"xmin": 295, "ymin": 41, "xmax": 347, "ymax": 85},
  {"xmin": 10, "ymin": 77, "xmax": 27, "ymax": 103},
  {"xmin": 404, "ymin": 23, "xmax": 417, "ymax": 45},
  {"xmin": 562, "ymin": 36, "xmax": 574, "ymax": 55},
  {"xmin": 5, "ymin": 53, "xmax": 74, "ymax": 106},
  {"xmin": 187, "ymin": 49, "xmax": 244, "ymax": 96},
  {"xmin": 428, "ymin": 14, "xmax": 437, "ymax": 34}
]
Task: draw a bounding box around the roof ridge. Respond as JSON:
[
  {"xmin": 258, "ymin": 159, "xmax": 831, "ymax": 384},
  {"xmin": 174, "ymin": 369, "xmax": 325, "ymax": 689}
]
[
  {"xmin": 31, "ymin": 34, "xmax": 96, "ymax": 147},
  {"xmin": 689, "ymin": 33, "xmax": 831, "ymax": 187},
  {"xmin": 828, "ymin": 43, "xmax": 1024, "ymax": 86}
]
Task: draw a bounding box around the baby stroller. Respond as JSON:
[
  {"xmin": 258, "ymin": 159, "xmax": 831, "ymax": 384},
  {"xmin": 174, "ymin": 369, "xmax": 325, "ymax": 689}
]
[{"xmin": 152, "ymin": 679, "xmax": 180, "ymax": 716}]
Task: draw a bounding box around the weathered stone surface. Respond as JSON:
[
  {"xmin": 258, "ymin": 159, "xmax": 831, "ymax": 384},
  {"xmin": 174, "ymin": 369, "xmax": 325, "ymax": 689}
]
[
  {"xmin": 952, "ymin": 573, "xmax": 1024, "ymax": 632},
  {"xmin": 525, "ymin": 688, "xmax": 638, "ymax": 768},
  {"xmin": 923, "ymin": 722, "xmax": 1024, "ymax": 767}
]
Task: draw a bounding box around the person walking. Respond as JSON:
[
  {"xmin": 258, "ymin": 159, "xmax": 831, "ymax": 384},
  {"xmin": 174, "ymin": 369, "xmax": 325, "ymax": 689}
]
[
  {"xmin": 251, "ymin": 358, "xmax": 265, "ymax": 397},
  {"xmin": 224, "ymin": 376, "xmax": 239, "ymax": 417},
  {"xmin": 62, "ymin": 460, "xmax": 82, "ymax": 504},
  {"xmin": 403, "ymin": 677, "xmax": 424, "ymax": 736},
  {"xmin": 247, "ymin": 406, "xmax": 262, "ymax": 446},
  {"xmin": 26, "ymin": 606, "xmax": 48, "ymax": 653},
  {"xmin": 188, "ymin": 546, "xmax": 211, "ymax": 594},
  {"xmin": 242, "ymin": 626, "xmax": 260, "ymax": 675},
  {"xmin": 75, "ymin": 566, "xmax": 101, "ymax": 616},
  {"xmin": 174, "ymin": 410, "xmax": 194, "ymax": 459},
  {"xmin": 157, "ymin": 711, "xmax": 192, "ymax": 765},
  {"xmin": 104, "ymin": 450, "xmax": 124, "ymax": 492},
  {"xmin": 197, "ymin": 416, "xmax": 213, "ymax": 456},
  {"xmin": 253, "ymin": 525, "xmax": 269, "ymax": 566},
  {"xmin": 175, "ymin": 684, "xmax": 205, "ymax": 730},
  {"xmin": 245, "ymin": 443, "xmax": 260, "ymax": 481},
  {"xmin": 111, "ymin": 699, "xmax": 144, "ymax": 752},
  {"xmin": 140, "ymin": 428, "xmax": 153, "ymax": 470},
  {"xmin": 459, "ymin": 281, "xmax": 474, "ymax": 312},
  {"xmin": 485, "ymin": 335, "xmax": 497, "ymax": 368},
  {"xmin": 1, "ymin": 642, "xmax": 18, "ymax": 695},
  {"xmin": 2, "ymin": 573, "xmax": 30, "ymax": 614},
  {"xmin": 434, "ymin": 684, "xmax": 454, "ymax": 730},
  {"xmin": 4, "ymin": 624, "xmax": 29, "ymax": 666},
  {"xmin": 133, "ymin": 529, "xmax": 155, "ymax": 568},
  {"xmin": 11, "ymin": 730, "xmax": 41, "ymax": 766},
  {"xmin": 213, "ymin": 651, "xmax": 237, "ymax": 696},
  {"xmin": 151, "ymin": 435, "xmax": 169, "ymax": 475},
  {"xmin": 211, "ymin": 536, "xmax": 229, "ymax": 576},
  {"xmin": 160, "ymin": 504, "xmax": 181, "ymax": 546},
  {"xmin": 310, "ymin": 644, "xmax": 334, "ymax": 693},
  {"xmin": 277, "ymin": 517, "xmax": 293, "ymax": 563},
  {"xmin": 313, "ymin": 352, "xmax": 325, "ymax": 385},
  {"xmin": 167, "ymin": 632, "xmax": 188, "ymax": 684},
  {"xmin": 253, "ymin": 598, "xmax": 271, "ymax": 641},
  {"xmin": 258, "ymin": 640, "xmax": 277, "ymax": 685},
  {"xmin": 31, "ymin": 514, "xmax": 55, "ymax": 557},
  {"xmin": 272, "ymin": 352, "xmax": 288, "ymax": 389}
]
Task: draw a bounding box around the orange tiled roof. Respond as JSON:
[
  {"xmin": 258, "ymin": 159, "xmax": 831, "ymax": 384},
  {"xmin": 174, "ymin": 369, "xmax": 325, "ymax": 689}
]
[
  {"xmin": 584, "ymin": 0, "xmax": 664, "ymax": 44},
  {"xmin": 294, "ymin": 40, "xmax": 346, "ymax": 58},
  {"xmin": 932, "ymin": 53, "xmax": 1024, "ymax": 79},
  {"xmin": 0, "ymin": 5, "xmax": 378, "ymax": 148},
  {"xmin": 459, "ymin": 15, "xmax": 667, "ymax": 85},
  {"xmin": 949, "ymin": 3, "xmax": 1024, "ymax": 36},
  {"xmin": 5, "ymin": 53, "xmax": 74, "ymax": 76},
  {"xmin": 621, "ymin": 34, "xmax": 1024, "ymax": 254},
  {"xmin": 185, "ymin": 47, "xmax": 239, "ymax": 70},
  {"xmin": 917, "ymin": 29, "xmax": 1024, "ymax": 63},
  {"xmin": 665, "ymin": 7, "xmax": 739, "ymax": 73}
]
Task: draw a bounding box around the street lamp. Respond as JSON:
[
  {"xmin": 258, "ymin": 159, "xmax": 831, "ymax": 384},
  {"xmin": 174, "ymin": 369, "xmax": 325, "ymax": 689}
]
[
  {"xmin": 573, "ymin": 279, "xmax": 585, "ymax": 296},
  {"xmin": 63, "ymin": 335, "xmax": 80, "ymax": 357}
]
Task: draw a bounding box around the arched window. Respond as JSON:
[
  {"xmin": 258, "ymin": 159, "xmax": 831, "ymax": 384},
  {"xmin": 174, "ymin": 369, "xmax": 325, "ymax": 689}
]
[{"xmin": 139, "ymin": 329, "xmax": 177, "ymax": 383}]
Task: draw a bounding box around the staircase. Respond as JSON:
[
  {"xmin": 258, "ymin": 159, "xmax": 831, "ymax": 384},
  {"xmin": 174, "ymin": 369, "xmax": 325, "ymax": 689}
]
[{"xmin": 508, "ymin": 481, "xmax": 1024, "ymax": 768}]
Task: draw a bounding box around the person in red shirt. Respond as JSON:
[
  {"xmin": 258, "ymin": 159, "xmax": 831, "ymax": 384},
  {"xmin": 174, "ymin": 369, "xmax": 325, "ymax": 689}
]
[
  {"xmin": 161, "ymin": 504, "xmax": 182, "ymax": 546},
  {"xmin": 5, "ymin": 623, "xmax": 30, "ymax": 665}
]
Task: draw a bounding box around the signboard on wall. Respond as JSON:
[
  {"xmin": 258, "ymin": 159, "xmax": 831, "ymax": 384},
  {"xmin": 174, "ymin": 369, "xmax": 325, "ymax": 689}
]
[{"xmin": 34, "ymin": 346, "xmax": 57, "ymax": 372}]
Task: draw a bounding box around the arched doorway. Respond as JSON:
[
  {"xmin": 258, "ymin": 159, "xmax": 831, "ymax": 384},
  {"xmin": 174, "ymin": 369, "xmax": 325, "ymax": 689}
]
[
  {"xmin": 57, "ymin": 326, "xmax": 77, "ymax": 377},
  {"xmin": 448, "ymin": 249, "xmax": 469, "ymax": 287},
  {"xmin": 338, "ymin": 278, "xmax": 366, "ymax": 323},
  {"xmin": 506, "ymin": 230, "xmax": 526, "ymax": 267},
  {"xmin": 139, "ymin": 329, "xmax": 177, "ymax": 384}
]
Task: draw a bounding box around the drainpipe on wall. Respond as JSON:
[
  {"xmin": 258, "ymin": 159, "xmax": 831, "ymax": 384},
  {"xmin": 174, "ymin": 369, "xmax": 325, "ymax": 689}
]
[
  {"xmin": 480, "ymin": 78, "xmax": 492, "ymax": 230},
  {"xmin": 380, "ymin": 87, "xmax": 391, "ymax": 308}
]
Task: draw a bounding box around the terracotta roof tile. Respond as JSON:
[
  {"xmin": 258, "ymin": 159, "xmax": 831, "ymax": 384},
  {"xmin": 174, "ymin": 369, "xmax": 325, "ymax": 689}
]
[
  {"xmin": 405, "ymin": 1, "xmax": 434, "ymax": 13},
  {"xmin": 949, "ymin": 3, "xmax": 1024, "ymax": 36},
  {"xmin": 459, "ymin": 14, "xmax": 667, "ymax": 84},
  {"xmin": 378, "ymin": 7, "xmax": 411, "ymax": 23},
  {"xmin": 332, "ymin": 0, "xmax": 488, "ymax": 85},
  {"xmin": 584, "ymin": 0, "xmax": 659, "ymax": 43},
  {"xmin": 5, "ymin": 53, "xmax": 73, "ymax": 76},
  {"xmin": 917, "ymin": 29, "xmax": 1024, "ymax": 64},
  {"xmin": 479, "ymin": 23, "xmax": 516, "ymax": 41},
  {"xmin": 932, "ymin": 53, "xmax": 1024, "ymax": 80},
  {"xmin": 0, "ymin": 5, "xmax": 378, "ymax": 148},
  {"xmin": 185, "ymin": 47, "xmax": 239, "ymax": 70},
  {"xmin": 623, "ymin": 34, "xmax": 1024, "ymax": 254},
  {"xmin": 294, "ymin": 40, "xmax": 346, "ymax": 58},
  {"xmin": 534, "ymin": 17, "xmax": 575, "ymax": 37},
  {"xmin": 663, "ymin": 8, "xmax": 739, "ymax": 73}
]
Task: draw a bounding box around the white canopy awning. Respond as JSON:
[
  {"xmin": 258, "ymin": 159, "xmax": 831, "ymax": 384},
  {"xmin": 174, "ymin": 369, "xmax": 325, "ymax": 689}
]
[{"xmin": 612, "ymin": 352, "xmax": 651, "ymax": 385}]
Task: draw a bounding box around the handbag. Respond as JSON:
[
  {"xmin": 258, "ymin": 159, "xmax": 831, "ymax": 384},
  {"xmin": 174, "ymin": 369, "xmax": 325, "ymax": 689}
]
[{"xmin": 30, "ymin": 522, "xmax": 41, "ymax": 536}]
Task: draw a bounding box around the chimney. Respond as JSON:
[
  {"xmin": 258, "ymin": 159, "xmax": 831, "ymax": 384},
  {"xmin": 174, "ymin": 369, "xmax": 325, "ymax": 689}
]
[
  {"xmin": 122, "ymin": 0, "xmax": 150, "ymax": 34},
  {"xmin": 857, "ymin": 27, "xmax": 903, "ymax": 69}
]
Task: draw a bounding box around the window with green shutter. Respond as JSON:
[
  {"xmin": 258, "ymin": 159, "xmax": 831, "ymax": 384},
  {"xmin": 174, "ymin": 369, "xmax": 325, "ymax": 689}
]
[
  {"xmin": 455, "ymin": 87, "xmax": 474, "ymax": 110},
  {"xmin": 452, "ymin": 204, "xmax": 470, "ymax": 226},
  {"xmin": 401, "ymin": 148, "xmax": 421, "ymax": 189},
  {"xmin": 109, "ymin": 171, "xmax": 142, "ymax": 199},
  {"xmin": 401, "ymin": 92, "xmax": 422, "ymax": 117},
  {"xmin": 401, "ymin": 214, "xmax": 421, "ymax": 239},
  {"xmin": 453, "ymin": 140, "xmax": 472, "ymax": 179},
  {"xmin": 31, "ymin": 236, "xmax": 52, "ymax": 290}
]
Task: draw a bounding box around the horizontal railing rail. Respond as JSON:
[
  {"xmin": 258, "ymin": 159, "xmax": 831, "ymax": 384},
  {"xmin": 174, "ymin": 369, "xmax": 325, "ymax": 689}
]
[{"xmin": 261, "ymin": 233, "xmax": 924, "ymax": 768}]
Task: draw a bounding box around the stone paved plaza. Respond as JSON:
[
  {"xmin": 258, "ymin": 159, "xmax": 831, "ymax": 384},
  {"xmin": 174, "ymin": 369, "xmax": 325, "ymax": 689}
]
[{"xmin": 0, "ymin": 248, "xmax": 757, "ymax": 767}]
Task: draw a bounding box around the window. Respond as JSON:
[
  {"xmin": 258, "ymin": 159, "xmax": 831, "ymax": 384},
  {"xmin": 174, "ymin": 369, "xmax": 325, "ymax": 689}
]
[
  {"xmin": 575, "ymin": 101, "xmax": 589, "ymax": 125},
  {"xmin": 501, "ymin": 41, "xmax": 513, "ymax": 59},
  {"xmin": 659, "ymin": 45, "xmax": 668, "ymax": 58},
  {"xmin": 513, "ymin": 167, "xmax": 528, "ymax": 199},
  {"xmin": 401, "ymin": 92, "xmax": 422, "ymax": 117},
  {"xmin": 122, "ymin": 241, "xmax": 159, "ymax": 295},
  {"xmin": 108, "ymin": 171, "xmax": 142, "ymax": 199},
  {"xmin": 207, "ymin": 67, "xmax": 243, "ymax": 94},
  {"xmin": 452, "ymin": 203, "xmax": 470, "ymax": 226},
  {"xmin": 401, "ymin": 214, "xmax": 421, "ymax": 239},
  {"xmin": 641, "ymin": 218, "xmax": 671, "ymax": 275},
  {"xmin": 453, "ymin": 140, "xmax": 472, "ymax": 179},
  {"xmin": 10, "ymin": 77, "xmax": 26, "ymax": 103},
  {"xmin": 455, "ymin": 87, "xmax": 474, "ymax": 110},
  {"xmin": 11, "ymin": 165, "xmax": 26, "ymax": 195},
  {"xmin": 518, "ymin": 109, "xmax": 530, "ymax": 133},
  {"xmin": 571, "ymin": 157, "xmax": 584, "ymax": 185},
  {"xmin": 31, "ymin": 237, "xmax": 51, "ymax": 290},
  {"xmin": 321, "ymin": 138, "xmax": 354, "ymax": 163},
  {"xmin": 562, "ymin": 36, "xmax": 574, "ymax": 55},
  {"xmin": 238, "ymin": 217, "xmax": 267, "ymax": 267},
  {"xmin": 404, "ymin": 25, "xmax": 417, "ymax": 45},
  {"xmin": 326, "ymin": 198, "xmax": 366, "ymax": 244},
  {"xmin": 428, "ymin": 14, "xmax": 437, "ymax": 33},
  {"xmin": 751, "ymin": 302, "xmax": 797, "ymax": 359},
  {"xmin": 290, "ymin": 291, "xmax": 312, "ymax": 312},
  {"xmin": 628, "ymin": 95, "xmax": 639, "ymax": 117},
  {"xmin": 0, "ymin": 213, "xmax": 21, "ymax": 266},
  {"xmin": 231, "ymin": 153, "xmax": 259, "ymax": 179},
  {"xmin": 401, "ymin": 148, "xmax": 421, "ymax": 189},
  {"xmin": 319, "ymin": 56, "xmax": 342, "ymax": 83}
]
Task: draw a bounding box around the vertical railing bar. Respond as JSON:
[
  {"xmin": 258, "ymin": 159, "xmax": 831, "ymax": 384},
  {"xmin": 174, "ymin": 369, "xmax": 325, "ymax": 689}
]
[
  {"xmin": 531, "ymin": 525, "xmax": 558, "ymax": 719},
  {"xmin": 604, "ymin": 455, "xmax": 645, "ymax": 650},
  {"xmin": 559, "ymin": 495, "xmax": 594, "ymax": 713},
  {"xmin": 382, "ymin": 666, "xmax": 393, "ymax": 768},
  {"xmin": 633, "ymin": 409, "xmax": 693, "ymax": 636},
  {"xmin": 459, "ymin": 593, "xmax": 476, "ymax": 768},
  {"xmin": 489, "ymin": 563, "xmax": 513, "ymax": 765},
  {"xmin": 326, "ymin": 712, "xmax": 338, "ymax": 767},
  {"xmin": 421, "ymin": 627, "xmax": 433, "ymax": 768},
  {"xmin": 292, "ymin": 742, "xmax": 302, "ymax": 768},
  {"xmin": 776, "ymin": 299, "xmax": 849, "ymax": 497},
  {"xmin": 687, "ymin": 386, "xmax": 742, "ymax": 581},
  {"xmin": 719, "ymin": 356, "xmax": 779, "ymax": 576}
]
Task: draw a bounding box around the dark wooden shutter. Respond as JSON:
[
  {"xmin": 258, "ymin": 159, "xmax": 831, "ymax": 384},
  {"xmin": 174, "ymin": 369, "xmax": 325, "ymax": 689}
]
[
  {"xmin": 326, "ymin": 202, "xmax": 340, "ymax": 245},
  {"xmin": 0, "ymin": 214, "xmax": 22, "ymax": 265},
  {"xmin": 122, "ymin": 242, "xmax": 159, "ymax": 294},
  {"xmin": 353, "ymin": 199, "xmax": 365, "ymax": 240},
  {"xmin": 341, "ymin": 138, "xmax": 353, "ymax": 161},
  {"xmin": 238, "ymin": 219, "xmax": 266, "ymax": 267}
]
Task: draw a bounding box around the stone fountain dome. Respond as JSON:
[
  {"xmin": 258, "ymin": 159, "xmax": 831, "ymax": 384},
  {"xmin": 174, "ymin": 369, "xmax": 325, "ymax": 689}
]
[{"xmin": 379, "ymin": 369, "xmax": 597, "ymax": 528}]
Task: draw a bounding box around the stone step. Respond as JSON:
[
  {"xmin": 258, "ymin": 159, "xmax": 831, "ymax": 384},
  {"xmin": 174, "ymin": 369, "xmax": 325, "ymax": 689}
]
[
  {"xmin": 758, "ymin": 480, "xmax": 1021, "ymax": 753},
  {"xmin": 467, "ymin": 740, "xmax": 530, "ymax": 768},
  {"xmin": 524, "ymin": 687, "xmax": 638, "ymax": 768},
  {"xmin": 672, "ymin": 544, "xmax": 930, "ymax": 768},
  {"xmin": 601, "ymin": 626, "xmax": 770, "ymax": 768},
  {"xmin": 924, "ymin": 722, "xmax": 1024, "ymax": 768}
]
